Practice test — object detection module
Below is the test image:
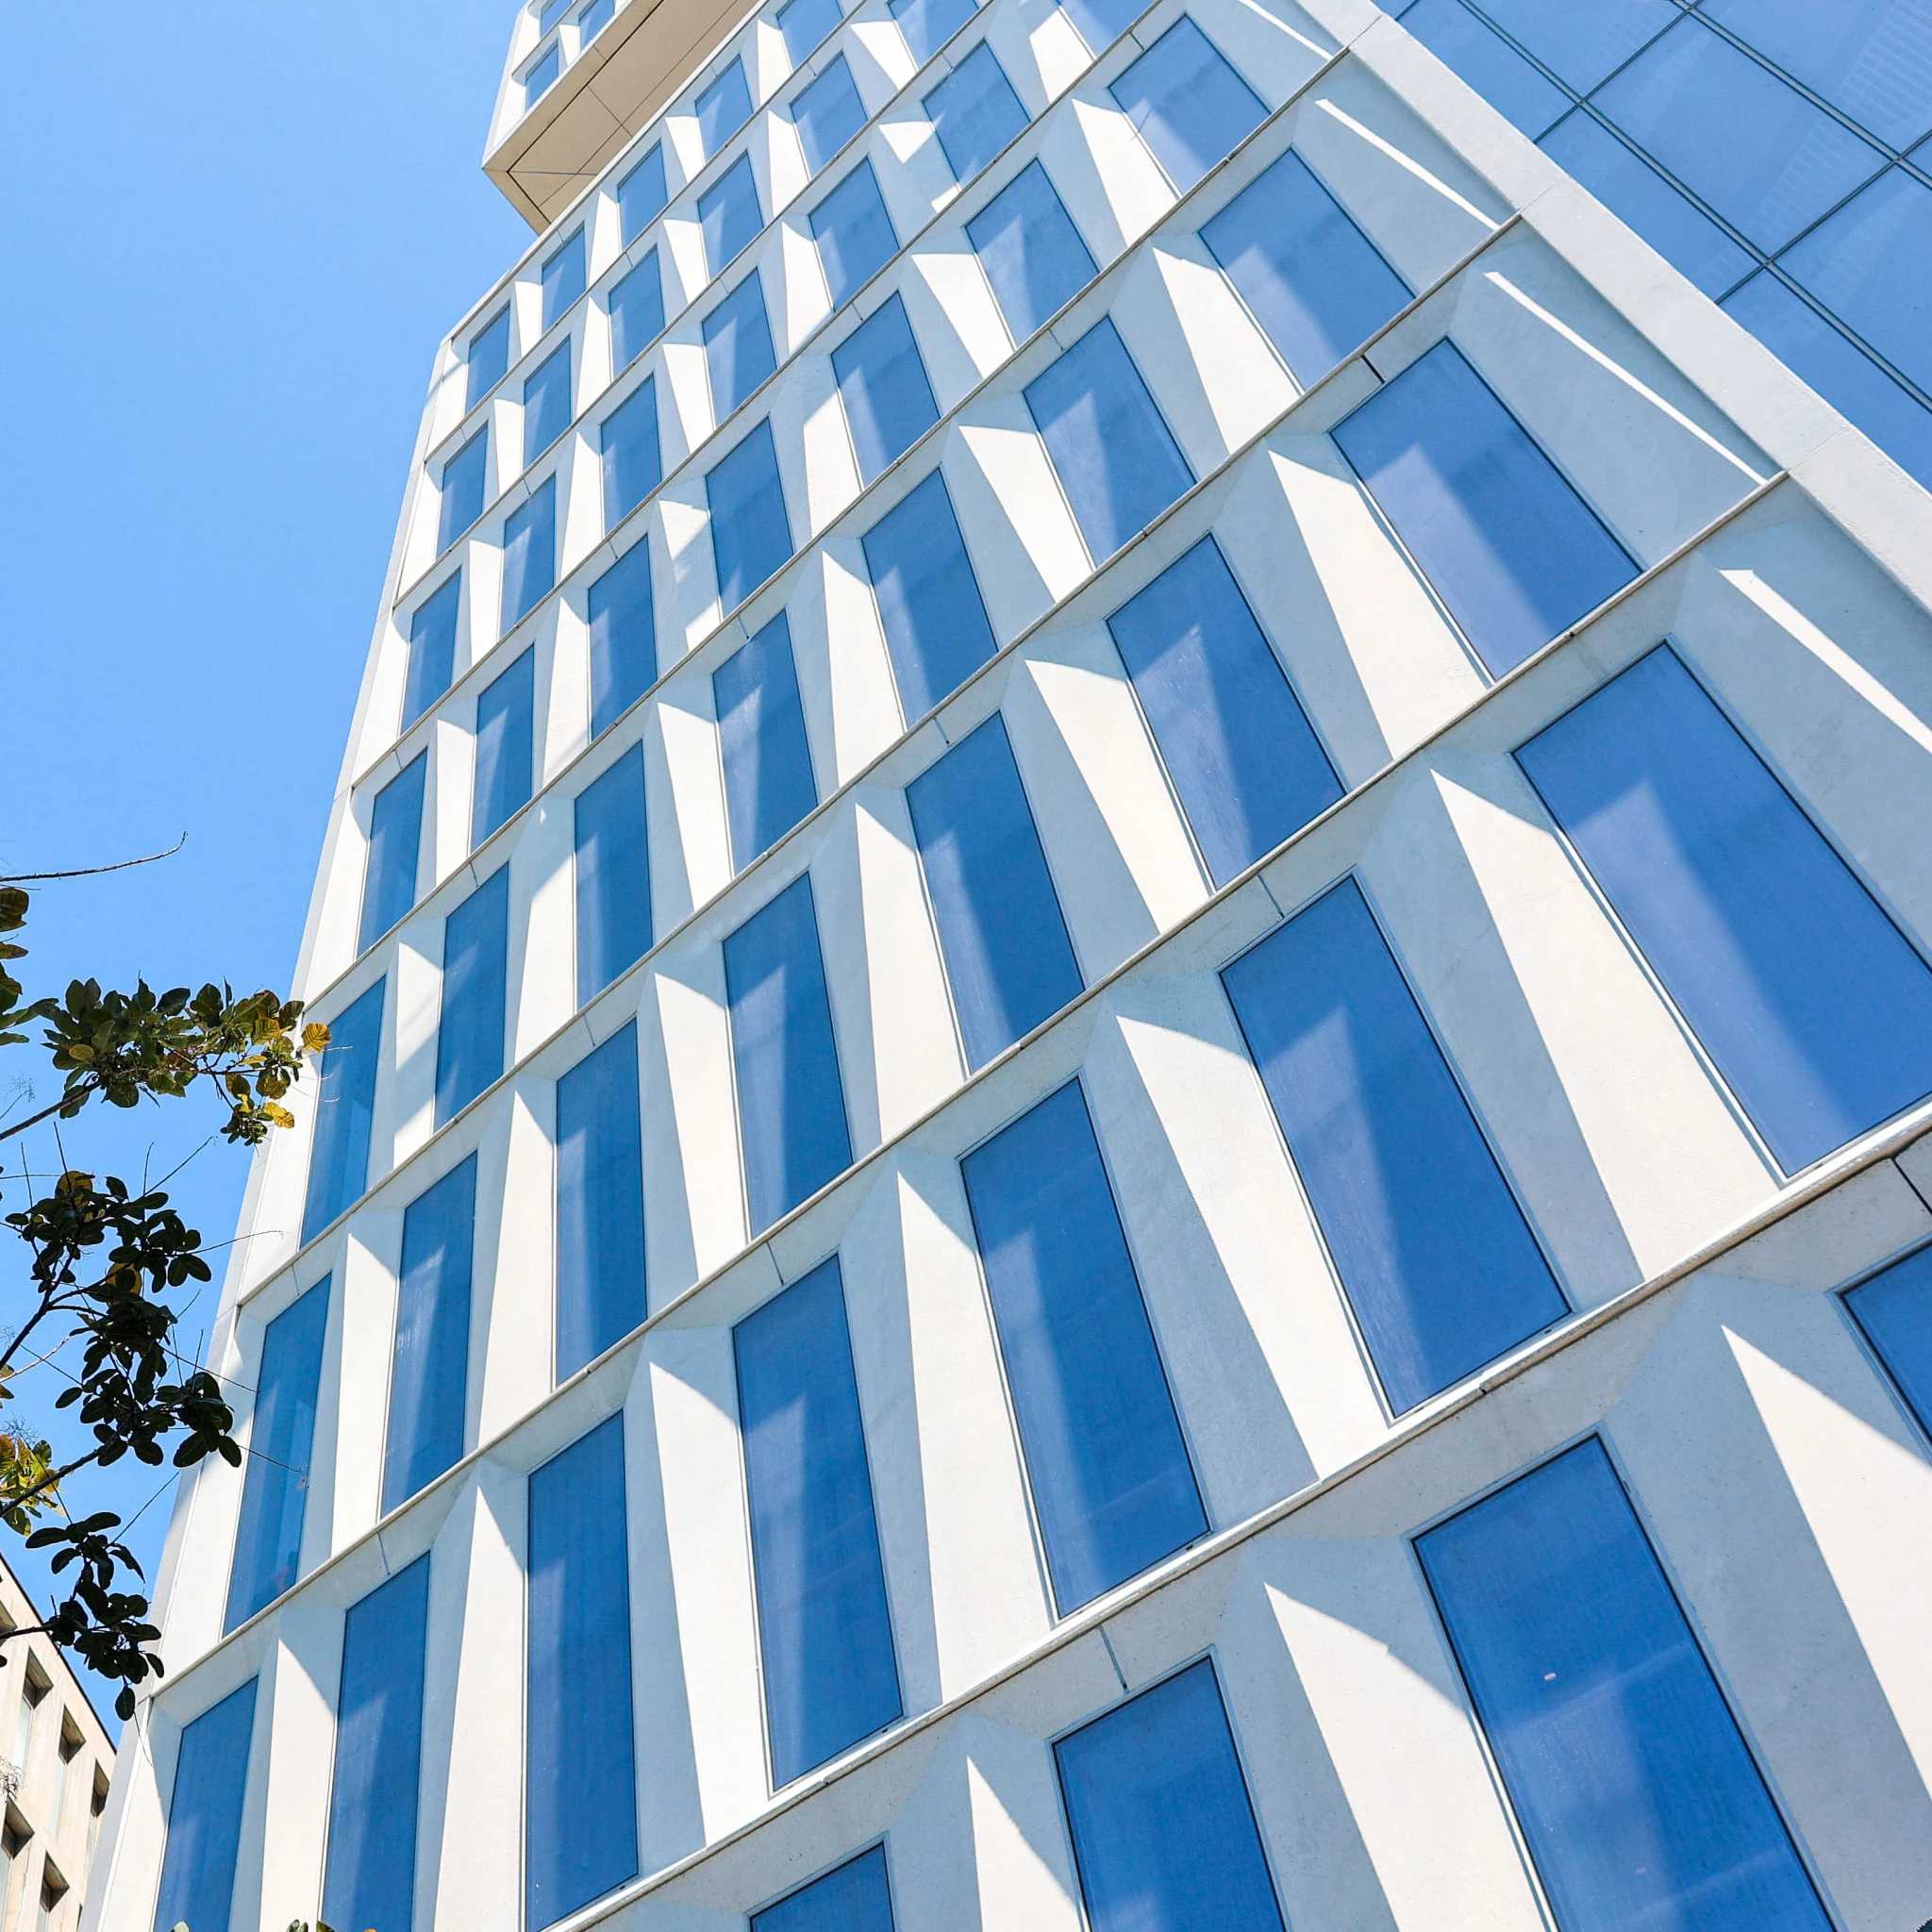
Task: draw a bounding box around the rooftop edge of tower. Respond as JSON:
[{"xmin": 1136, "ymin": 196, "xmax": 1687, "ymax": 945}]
[{"xmin": 486, "ymin": 0, "xmax": 756, "ymax": 230}]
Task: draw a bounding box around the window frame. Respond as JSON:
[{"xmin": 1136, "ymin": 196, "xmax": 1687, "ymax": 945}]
[
  {"xmin": 1836, "ymin": 1234, "xmax": 1932, "ymax": 1451},
  {"xmin": 1043, "ymin": 1646, "xmax": 1291, "ymax": 1932},
  {"xmin": 1406, "ymin": 1427, "xmax": 1838, "ymax": 1929},
  {"xmin": 957, "ymin": 1073, "xmax": 1211, "ymax": 1618},
  {"xmin": 1513, "ymin": 637, "xmax": 1932, "ymax": 1179},
  {"xmin": 1103, "ymin": 531, "xmax": 1343, "ymax": 891},
  {"xmin": 732, "ymin": 1251, "xmax": 907, "ymax": 1791},
  {"xmin": 1217, "ymin": 867, "xmax": 1573, "ymax": 1424}
]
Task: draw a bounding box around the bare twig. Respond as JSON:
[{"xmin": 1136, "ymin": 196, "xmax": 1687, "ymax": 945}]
[{"xmin": 0, "ymin": 837, "xmax": 187, "ymax": 886}]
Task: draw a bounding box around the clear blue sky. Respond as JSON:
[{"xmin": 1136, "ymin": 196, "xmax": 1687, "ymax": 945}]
[{"xmin": 1, "ymin": 2, "xmax": 532, "ymax": 1729}]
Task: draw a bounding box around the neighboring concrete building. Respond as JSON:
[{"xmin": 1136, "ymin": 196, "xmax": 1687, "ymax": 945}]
[
  {"xmin": 0, "ymin": 1561, "xmax": 114, "ymax": 1932},
  {"xmin": 86, "ymin": 0, "xmax": 1932, "ymax": 1929}
]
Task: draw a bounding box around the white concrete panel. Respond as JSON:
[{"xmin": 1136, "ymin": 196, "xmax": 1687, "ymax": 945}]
[
  {"xmin": 1228, "ymin": 428, "xmax": 1484, "ymax": 779},
  {"xmin": 1091, "ymin": 977, "xmax": 1383, "ymax": 1492},
  {"xmin": 1674, "ymin": 503, "xmax": 1932, "ymax": 954},
  {"xmin": 1290, "ymin": 75, "xmax": 1505, "ymax": 288},
  {"xmin": 644, "ymin": 946, "xmax": 746, "ymax": 1287},
  {"xmin": 849, "ymin": 790, "xmax": 965, "ymax": 1136},
  {"xmin": 480, "ymin": 1087, "xmax": 558, "ymax": 1430},
  {"xmin": 818, "ymin": 540, "xmax": 906, "ymax": 774},
  {"xmin": 1230, "ymin": 1537, "xmax": 1547, "ymax": 1930},
  {"xmin": 428, "ymin": 1465, "xmax": 525, "ymax": 1932},
  {"xmin": 1006, "ymin": 632, "xmax": 1193, "ymax": 974},
  {"xmin": 1362, "ymin": 755, "xmax": 1775, "ymax": 1299},
  {"xmin": 1133, "ymin": 235, "xmax": 1299, "ymax": 454},
  {"xmin": 848, "ymin": 1156, "xmax": 1052, "ymax": 1697},
  {"xmin": 1608, "ymin": 1281, "xmax": 1932, "ymax": 1926},
  {"xmin": 640, "ymin": 1331, "xmax": 770, "ymax": 1838},
  {"xmin": 1447, "ymin": 239, "xmax": 1771, "ymax": 565}
]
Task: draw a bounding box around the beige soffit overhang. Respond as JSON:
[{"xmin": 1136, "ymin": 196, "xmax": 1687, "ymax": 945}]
[{"xmin": 487, "ymin": 0, "xmax": 760, "ymax": 229}]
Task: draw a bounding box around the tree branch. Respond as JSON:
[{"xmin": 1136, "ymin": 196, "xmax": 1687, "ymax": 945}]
[
  {"xmin": 0, "ymin": 838, "xmax": 187, "ymax": 886},
  {"xmin": 0, "ymin": 1090, "xmax": 95, "ymax": 1147}
]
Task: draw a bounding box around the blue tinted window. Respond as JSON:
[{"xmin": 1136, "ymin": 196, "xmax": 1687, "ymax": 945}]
[
  {"xmin": 404, "ymin": 575, "xmax": 462, "ymax": 731},
  {"xmin": 967, "ymin": 160, "xmax": 1095, "ymax": 341},
  {"xmin": 1108, "ymin": 537, "xmax": 1340, "ymax": 885},
  {"xmin": 540, "ymin": 0, "xmax": 571, "ymax": 31},
  {"xmin": 1332, "ymin": 341, "xmax": 1635, "ymax": 676},
  {"xmin": 579, "ymin": 0, "xmax": 614, "ymax": 42},
  {"xmin": 525, "ymin": 42, "xmax": 561, "ymax": 103},
  {"xmin": 152, "ymin": 1682, "xmax": 257, "ymax": 1932},
  {"xmin": 960, "ymin": 1081, "xmax": 1205, "ymax": 1610},
  {"xmin": 1059, "ymin": 0, "xmax": 1139, "ymax": 54},
  {"xmin": 523, "ymin": 341, "xmax": 574, "ymax": 467},
  {"xmin": 753, "ymin": 1846, "xmax": 894, "ymax": 1932},
  {"xmin": 1517, "ymin": 645, "xmax": 1932, "ymax": 1174},
  {"xmin": 361, "ymin": 753, "xmax": 426, "ymax": 952},
  {"xmin": 502, "ymin": 476, "xmax": 558, "ymax": 631},
  {"xmin": 1110, "ymin": 17, "xmax": 1266, "ymax": 192},
  {"xmin": 1475, "ymin": 0, "xmax": 1676, "ymax": 94},
  {"xmin": 701, "ymin": 154, "xmax": 764, "ymax": 276},
  {"xmin": 923, "ymin": 42, "xmax": 1028, "ymax": 180},
  {"xmin": 1703, "ymin": 0, "xmax": 1932, "ymax": 150},
  {"xmin": 1722, "ymin": 272, "xmax": 1932, "ymax": 491},
  {"xmin": 908, "ymin": 715, "xmax": 1081, "ymax": 1068},
  {"xmin": 708, "ymin": 420, "xmax": 793, "ymax": 609},
  {"xmin": 590, "ymin": 542, "xmax": 658, "ymax": 736},
  {"xmin": 810, "ymin": 160, "xmax": 898, "ymax": 308},
  {"xmin": 1538, "ymin": 112, "xmax": 1757, "ymax": 300},
  {"xmin": 861, "ymin": 468, "xmax": 995, "ymax": 718},
  {"xmin": 473, "ymin": 648, "xmax": 536, "ymax": 846},
  {"xmin": 833, "ymin": 292, "xmax": 940, "ymax": 482},
  {"xmin": 542, "ymin": 229, "xmax": 588, "ymax": 331},
  {"xmin": 1024, "ymin": 317, "xmax": 1193, "ymax": 562},
  {"xmin": 575, "ymin": 746, "xmax": 653, "ymax": 1003},
  {"xmin": 696, "ymin": 58, "xmax": 756, "ymax": 157},
  {"xmin": 302, "ymin": 980, "xmax": 386, "ymax": 1241},
  {"xmin": 1222, "ymin": 878, "xmax": 1566, "ymax": 1412},
  {"xmin": 441, "ymin": 430, "xmax": 488, "ymax": 554},
  {"xmin": 1201, "ymin": 148, "xmax": 1409, "ymax": 383},
  {"xmin": 618, "ymin": 145, "xmax": 669, "ymax": 244},
  {"xmin": 610, "ymin": 250, "xmax": 665, "ymax": 369},
  {"xmin": 1590, "ymin": 19, "xmax": 1886, "ymax": 253},
  {"xmin": 1397, "ymin": 0, "xmax": 1568, "ymax": 138},
  {"xmin": 793, "ymin": 55, "xmax": 867, "ymax": 173},
  {"xmin": 715, "ymin": 611, "xmax": 818, "ymax": 870},
  {"xmin": 527, "ymin": 1415, "xmax": 639, "ymax": 1927},
  {"xmin": 467, "ymin": 308, "xmax": 511, "ymax": 410},
  {"xmin": 890, "ymin": 0, "xmax": 976, "ymax": 64},
  {"xmin": 737, "ymin": 1256, "xmax": 901, "ymax": 1786},
  {"xmin": 383, "ymin": 1156, "xmax": 476, "ymax": 1513},
  {"xmin": 1418, "ymin": 1440, "xmax": 1830, "ymax": 1932},
  {"xmin": 557, "ymin": 1024, "xmax": 648, "ymax": 1375},
  {"xmin": 602, "ymin": 377, "xmax": 663, "ymax": 525},
  {"xmin": 225, "ymin": 1278, "xmax": 329, "ymax": 1630},
  {"xmin": 705, "ymin": 274, "xmax": 779, "ymax": 420},
  {"xmin": 436, "ymin": 868, "xmax": 510, "ymax": 1126},
  {"xmin": 1777, "ymin": 165, "xmax": 1932, "ymax": 396},
  {"xmin": 1846, "ymin": 1245, "xmax": 1932, "ymax": 1436},
  {"xmin": 780, "ymin": 0, "xmax": 844, "ymax": 66},
  {"xmin": 724, "ymin": 875, "xmax": 853, "ymax": 1232},
  {"xmin": 323, "ymin": 1558, "xmax": 430, "ymax": 1932},
  {"xmin": 1057, "ymin": 1660, "xmax": 1285, "ymax": 1932}
]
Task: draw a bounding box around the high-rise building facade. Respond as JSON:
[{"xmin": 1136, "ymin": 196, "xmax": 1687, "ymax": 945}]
[
  {"xmin": 87, "ymin": 0, "xmax": 1932, "ymax": 1928},
  {"xmin": 0, "ymin": 1557, "xmax": 113, "ymax": 1932}
]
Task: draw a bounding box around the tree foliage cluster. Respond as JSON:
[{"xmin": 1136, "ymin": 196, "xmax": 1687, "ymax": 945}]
[{"xmin": 0, "ymin": 871, "xmax": 322, "ymax": 1718}]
